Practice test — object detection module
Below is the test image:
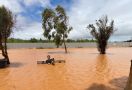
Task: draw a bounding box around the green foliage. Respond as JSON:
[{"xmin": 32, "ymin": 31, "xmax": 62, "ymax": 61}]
[
  {"xmin": 30, "ymin": 38, "xmax": 38, "ymax": 43},
  {"xmin": 7, "ymin": 38, "xmax": 96, "ymax": 43},
  {"xmin": 7, "ymin": 38, "xmax": 28, "ymax": 43},
  {"xmin": 66, "ymin": 39, "xmax": 96, "ymax": 43},
  {"xmin": 0, "ymin": 6, "xmax": 14, "ymax": 40},
  {"xmin": 42, "ymin": 5, "xmax": 72, "ymax": 52},
  {"xmin": 87, "ymin": 15, "xmax": 115, "ymax": 54},
  {"xmin": 7, "ymin": 38, "xmax": 54, "ymax": 43},
  {"xmin": 42, "ymin": 8, "xmax": 55, "ymax": 40}
]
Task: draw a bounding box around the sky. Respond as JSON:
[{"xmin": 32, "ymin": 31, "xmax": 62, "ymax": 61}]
[{"xmin": 0, "ymin": 0, "xmax": 132, "ymax": 41}]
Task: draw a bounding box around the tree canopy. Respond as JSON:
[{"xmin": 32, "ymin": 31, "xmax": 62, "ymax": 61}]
[
  {"xmin": 42, "ymin": 5, "xmax": 72, "ymax": 53},
  {"xmin": 87, "ymin": 16, "xmax": 115, "ymax": 54}
]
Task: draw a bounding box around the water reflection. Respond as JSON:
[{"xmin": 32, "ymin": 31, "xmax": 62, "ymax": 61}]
[
  {"xmin": 94, "ymin": 55, "xmax": 111, "ymax": 83},
  {"xmin": 9, "ymin": 62, "xmax": 24, "ymax": 68}
]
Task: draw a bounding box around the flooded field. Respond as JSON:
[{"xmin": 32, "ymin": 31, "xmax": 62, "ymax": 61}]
[{"xmin": 0, "ymin": 48, "xmax": 132, "ymax": 90}]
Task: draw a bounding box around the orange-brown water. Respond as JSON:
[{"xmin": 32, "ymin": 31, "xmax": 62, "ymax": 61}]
[{"xmin": 0, "ymin": 48, "xmax": 132, "ymax": 90}]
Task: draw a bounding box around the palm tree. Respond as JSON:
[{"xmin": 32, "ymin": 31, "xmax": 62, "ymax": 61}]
[
  {"xmin": 87, "ymin": 16, "xmax": 115, "ymax": 54},
  {"xmin": 0, "ymin": 6, "xmax": 14, "ymax": 64}
]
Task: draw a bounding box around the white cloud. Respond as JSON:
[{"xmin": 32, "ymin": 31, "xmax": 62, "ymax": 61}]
[
  {"xmin": 0, "ymin": 0, "xmax": 23, "ymax": 13},
  {"xmin": 11, "ymin": 15, "xmax": 44, "ymax": 39},
  {"xmin": 68, "ymin": 0, "xmax": 132, "ymax": 41},
  {"xmin": 11, "ymin": 22, "xmax": 43, "ymax": 39}
]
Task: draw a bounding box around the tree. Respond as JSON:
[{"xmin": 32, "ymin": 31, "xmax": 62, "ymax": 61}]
[
  {"xmin": 42, "ymin": 5, "xmax": 72, "ymax": 53},
  {"xmin": 0, "ymin": 6, "xmax": 14, "ymax": 64},
  {"xmin": 87, "ymin": 16, "xmax": 115, "ymax": 54},
  {"xmin": 30, "ymin": 38, "xmax": 38, "ymax": 43}
]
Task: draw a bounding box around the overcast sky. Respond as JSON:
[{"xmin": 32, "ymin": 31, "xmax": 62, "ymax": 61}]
[{"xmin": 0, "ymin": 0, "xmax": 132, "ymax": 41}]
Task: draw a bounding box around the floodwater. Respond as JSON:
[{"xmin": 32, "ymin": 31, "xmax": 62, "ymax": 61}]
[{"xmin": 0, "ymin": 48, "xmax": 132, "ymax": 90}]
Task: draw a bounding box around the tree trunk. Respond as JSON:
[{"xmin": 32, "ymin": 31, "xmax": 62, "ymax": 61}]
[
  {"xmin": 0, "ymin": 43, "xmax": 6, "ymax": 58},
  {"xmin": 4, "ymin": 30, "xmax": 10, "ymax": 64},
  {"xmin": 0, "ymin": 41, "xmax": 8, "ymax": 63},
  {"xmin": 63, "ymin": 35, "xmax": 67, "ymax": 53},
  {"xmin": 124, "ymin": 60, "xmax": 132, "ymax": 90},
  {"xmin": 100, "ymin": 46, "xmax": 106, "ymax": 54},
  {"xmin": 56, "ymin": 45, "xmax": 59, "ymax": 48},
  {"xmin": 99, "ymin": 40, "xmax": 106, "ymax": 54},
  {"xmin": 0, "ymin": 32, "xmax": 10, "ymax": 64},
  {"xmin": 4, "ymin": 39, "xmax": 10, "ymax": 64},
  {"xmin": 0, "ymin": 43, "xmax": 10, "ymax": 64}
]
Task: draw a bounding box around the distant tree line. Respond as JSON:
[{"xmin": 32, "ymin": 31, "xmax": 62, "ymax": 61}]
[
  {"xmin": 7, "ymin": 38, "xmax": 96, "ymax": 43},
  {"xmin": 67, "ymin": 39, "xmax": 96, "ymax": 42}
]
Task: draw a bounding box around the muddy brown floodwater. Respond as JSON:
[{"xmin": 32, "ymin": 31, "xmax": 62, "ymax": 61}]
[{"xmin": 0, "ymin": 48, "xmax": 132, "ymax": 90}]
